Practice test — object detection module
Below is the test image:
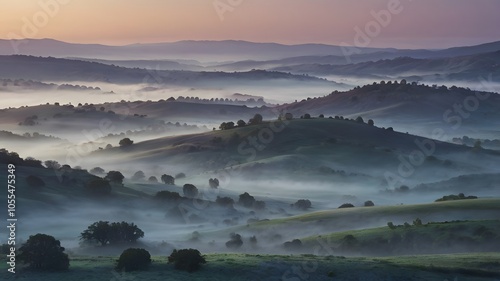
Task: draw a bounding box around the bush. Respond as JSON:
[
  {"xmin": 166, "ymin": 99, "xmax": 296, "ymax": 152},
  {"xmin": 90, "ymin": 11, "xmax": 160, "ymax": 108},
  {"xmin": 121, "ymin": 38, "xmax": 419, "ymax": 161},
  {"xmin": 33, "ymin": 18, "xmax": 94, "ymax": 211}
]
[
  {"xmin": 338, "ymin": 203, "xmax": 355, "ymax": 209},
  {"xmin": 168, "ymin": 249, "xmax": 206, "ymax": 272},
  {"xmin": 26, "ymin": 175, "xmax": 45, "ymax": 187},
  {"xmin": 116, "ymin": 248, "xmax": 151, "ymax": 272},
  {"xmin": 225, "ymin": 233, "xmax": 243, "ymax": 249},
  {"xmin": 18, "ymin": 234, "xmax": 69, "ymax": 271},
  {"xmin": 105, "ymin": 171, "xmax": 125, "ymax": 185},
  {"xmin": 183, "ymin": 184, "xmax": 199, "ymax": 198},
  {"xmin": 435, "ymin": 194, "xmax": 478, "ymax": 202},
  {"xmin": 161, "ymin": 174, "xmax": 175, "ymax": 185},
  {"xmin": 291, "ymin": 199, "xmax": 312, "ymax": 210},
  {"xmin": 85, "ymin": 178, "xmax": 112, "ymax": 195}
]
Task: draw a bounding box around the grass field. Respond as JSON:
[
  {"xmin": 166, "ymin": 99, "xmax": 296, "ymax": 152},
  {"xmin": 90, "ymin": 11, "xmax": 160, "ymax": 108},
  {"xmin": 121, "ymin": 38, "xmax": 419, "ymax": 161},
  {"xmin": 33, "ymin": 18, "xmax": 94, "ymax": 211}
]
[{"xmin": 1, "ymin": 253, "xmax": 499, "ymax": 281}]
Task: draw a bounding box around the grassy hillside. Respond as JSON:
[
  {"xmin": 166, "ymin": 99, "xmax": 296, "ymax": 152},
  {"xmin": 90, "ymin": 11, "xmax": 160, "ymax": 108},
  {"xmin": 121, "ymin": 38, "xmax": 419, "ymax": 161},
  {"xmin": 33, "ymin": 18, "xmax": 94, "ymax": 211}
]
[
  {"xmin": 210, "ymin": 199, "xmax": 500, "ymax": 243},
  {"xmin": 301, "ymin": 220, "xmax": 500, "ymax": 256},
  {"xmin": 0, "ymin": 253, "xmax": 498, "ymax": 281}
]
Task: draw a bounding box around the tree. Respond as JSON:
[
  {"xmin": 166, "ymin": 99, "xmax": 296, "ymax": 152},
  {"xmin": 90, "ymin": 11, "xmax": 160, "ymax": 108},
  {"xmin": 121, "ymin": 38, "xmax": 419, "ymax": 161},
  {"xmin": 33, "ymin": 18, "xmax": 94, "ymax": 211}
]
[
  {"xmin": 367, "ymin": 119, "xmax": 375, "ymax": 126},
  {"xmin": 387, "ymin": 222, "xmax": 396, "ymax": 230},
  {"xmin": 175, "ymin": 173, "xmax": 186, "ymax": 179},
  {"xmin": 219, "ymin": 122, "xmax": 235, "ymax": 130},
  {"xmin": 161, "ymin": 174, "xmax": 175, "ymax": 185},
  {"xmin": 225, "ymin": 233, "xmax": 243, "ymax": 249},
  {"xmin": 237, "ymin": 120, "xmax": 246, "ymax": 127},
  {"xmin": 148, "ymin": 176, "xmax": 158, "ymax": 183},
  {"xmin": 248, "ymin": 114, "xmax": 263, "ymax": 125},
  {"xmin": 105, "ymin": 171, "xmax": 124, "ymax": 185},
  {"xmin": 183, "ymin": 184, "xmax": 199, "ymax": 198},
  {"xmin": 284, "ymin": 113, "xmax": 293, "ymax": 120},
  {"xmin": 44, "ymin": 160, "xmax": 60, "ymax": 170},
  {"xmin": 364, "ymin": 200, "xmax": 375, "ymax": 207},
  {"xmin": 26, "ymin": 175, "xmax": 45, "ymax": 188},
  {"xmin": 116, "ymin": 248, "xmax": 151, "ymax": 272},
  {"xmin": 283, "ymin": 239, "xmax": 303, "ymax": 251},
  {"xmin": 131, "ymin": 171, "xmax": 145, "ymax": 181},
  {"xmin": 168, "ymin": 249, "xmax": 206, "ymax": 272},
  {"xmin": 355, "ymin": 116, "xmax": 364, "ymax": 123},
  {"xmin": 209, "ymin": 178, "xmax": 220, "ymax": 188},
  {"xmin": 119, "ymin": 138, "xmax": 134, "ymax": 147},
  {"xmin": 85, "ymin": 178, "xmax": 112, "ymax": 195},
  {"xmin": 238, "ymin": 192, "xmax": 256, "ymax": 208},
  {"xmin": 155, "ymin": 191, "xmax": 182, "ymax": 201},
  {"xmin": 303, "ymin": 113, "xmax": 311, "ymax": 119},
  {"xmin": 216, "ymin": 196, "xmax": 234, "ymax": 208},
  {"xmin": 413, "ymin": 218, "xmax": 423, "ymax": 226},
  {"xmin": 80, "ymin": 221, "xmax": 144, "ymax": 246},
  {"xmin": 319, "ymin": 114, "xmax": 325, "ymax": 118},
  {"xmin": 18, "ymin": 234, "xmax": 69, "ymax": 271},
  {"xmin": 292, "ymin": 199, "xmax": 312, "ymax": 210},
  {"xmin": 338, "ymin": 203, "xmax": 355, "ymax": 209}
]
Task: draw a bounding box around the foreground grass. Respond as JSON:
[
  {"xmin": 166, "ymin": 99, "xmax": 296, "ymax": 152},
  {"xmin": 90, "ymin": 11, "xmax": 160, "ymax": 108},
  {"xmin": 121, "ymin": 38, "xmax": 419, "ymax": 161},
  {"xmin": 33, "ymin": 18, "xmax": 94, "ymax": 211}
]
[{"xmin": 1, "ymin": 253, "xmax": 499, "ymax": 281}]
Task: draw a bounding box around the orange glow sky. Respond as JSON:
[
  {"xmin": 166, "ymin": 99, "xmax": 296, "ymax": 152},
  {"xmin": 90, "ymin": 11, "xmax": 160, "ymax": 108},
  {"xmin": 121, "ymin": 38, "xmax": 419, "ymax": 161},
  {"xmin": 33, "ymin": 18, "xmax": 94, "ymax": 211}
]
[{"xmin": 1, "ymin": 0, "xmax": 500, "ymax": 48}]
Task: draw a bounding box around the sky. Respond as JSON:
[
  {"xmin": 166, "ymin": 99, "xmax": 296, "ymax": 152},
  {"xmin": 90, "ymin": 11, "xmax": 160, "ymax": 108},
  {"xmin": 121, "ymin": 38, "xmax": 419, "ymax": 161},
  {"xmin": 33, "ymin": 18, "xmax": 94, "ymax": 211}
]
[{"xmin": 1, "ymin": 0, "xmax": 500, "ymax": 49}]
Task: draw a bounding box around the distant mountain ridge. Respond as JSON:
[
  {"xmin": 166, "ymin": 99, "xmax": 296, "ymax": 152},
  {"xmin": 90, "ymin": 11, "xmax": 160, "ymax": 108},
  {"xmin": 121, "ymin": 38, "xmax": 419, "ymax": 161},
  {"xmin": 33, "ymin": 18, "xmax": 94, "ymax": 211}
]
[{"xmin": 1, "ymin": 38, "xmax": 500, "ymax": 62}]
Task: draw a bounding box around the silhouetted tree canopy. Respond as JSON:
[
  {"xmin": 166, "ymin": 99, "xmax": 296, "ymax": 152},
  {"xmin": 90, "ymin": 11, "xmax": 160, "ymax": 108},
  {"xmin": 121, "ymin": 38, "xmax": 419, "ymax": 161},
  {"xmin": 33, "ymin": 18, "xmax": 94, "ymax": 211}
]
[
  {"xmin": 168, "ymin": 249, "xmax": 206, "ymax": 272},
  {"xmin": 18, "ymin": 234, "xmax": 69, "ymax": 271},
  {"xmin": 116, "ymin": 248, "xmax": 151, "ymax": 272}
]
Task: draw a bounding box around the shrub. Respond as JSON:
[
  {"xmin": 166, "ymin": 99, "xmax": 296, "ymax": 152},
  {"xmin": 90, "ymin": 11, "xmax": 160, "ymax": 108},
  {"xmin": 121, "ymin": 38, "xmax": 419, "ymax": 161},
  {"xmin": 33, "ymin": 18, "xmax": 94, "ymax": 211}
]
[
  {"xmin": 116, "ymin": 248, "xmax": 151, "ymax": 272},
  {"xmin": 18, "ymin": 234, "xmax": 69, "ymax": 271},
  {"xmin": 85, "ymin": 178, "xmax": 112, "ymax": 195},
  {"xmin": 338, "ymin": 203, "xmax": 355, "ymax": 209},
  {"xmin": 26, "ymin": 175, "xmax": 45, "ymax": 188},
  {"xmin": 168, "ymin": 249, "xmax": 206, "ymax": 272},
  {"xmin": 435, "ymin": 194, "xmax": 478, "ymax": 202},
  {"xmin": 183, "ymin": 184, "xmax": 199, "ymax": 198}
]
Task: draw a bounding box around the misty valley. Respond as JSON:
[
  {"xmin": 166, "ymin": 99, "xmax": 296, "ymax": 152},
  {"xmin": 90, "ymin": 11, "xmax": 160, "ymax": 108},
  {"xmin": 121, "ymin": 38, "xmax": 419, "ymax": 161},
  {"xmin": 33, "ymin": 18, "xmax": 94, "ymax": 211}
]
[{"xmin": 0, "ymin": 38, "xmax": 500, "ymax": 281}]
